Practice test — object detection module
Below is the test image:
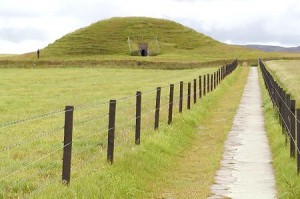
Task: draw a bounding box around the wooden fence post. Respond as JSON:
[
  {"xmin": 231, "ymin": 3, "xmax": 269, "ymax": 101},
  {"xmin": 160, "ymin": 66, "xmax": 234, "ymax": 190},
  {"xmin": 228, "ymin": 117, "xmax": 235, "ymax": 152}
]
[
  {"xmin": 280, "ymin": 89, "xmax": 284, "ymax": 134},
  {"xmin": 168, "ymin": 84, "xmax": 174, "ymax": 124},
  {"xmin": 297, "ymin": 109, "xmax": 300, "ymax": 174},
  {"xmin": 213, "ymin": 72, "xmax": 215, "ymax": 90},
  {"xmin": 214, "ymin": 72, "xmax": 217, "ymax": 89},
  {"xmin": 62, "ymin": 106, "xmax": 74, "ymax": 184},
  {"xmin": 290, "ymin": 100, "xmax": 296, "ymax": 157},
  {"xmin": 203, "ymin": 75, "xmax": 206, "ymax": 96},
  {"xmin": 187, "ymin": 82, "xmax": 191, "ymax": 110},
  {"xmin": 193, "ymin": 79, "xmax": 197, "ymax": 104},
  {"xmin": 107, "ymin": 100, "xmax": 116, "ymax": 164},
  {"xmin": 199, "ymin": 76, "xmax": 202, "ymax": 99},
  {"xmin": 279, "ymin": 88, "xmax": 283, "ymax": 133},
  {"xmin": 221, "ymin": 67, "xmax": 223, "ymax": 80},
  {"xmin": 135, "ymin": 91, "xmax": 141, "ymax": 145},
  {"xmin": 207, "ymin": 74, "xmax": 210, "ymax": 93},
  {"xmin": 154, "ymin": 87, "xmax": 161, "ymax": 130},
  {"xmin": 218, "ymin": 69, "xmax": 220, "ymax": 85},
  {"xmin": 211, "ymin": 74, "xmax": 213, "ymax": 92},
  {"xmin": 284, "ymin": 94, "xmax": 290, "ymax": 145},
  {"xmin": 179, "ymin": 81, "xmax": 183, "ymax": 113}
]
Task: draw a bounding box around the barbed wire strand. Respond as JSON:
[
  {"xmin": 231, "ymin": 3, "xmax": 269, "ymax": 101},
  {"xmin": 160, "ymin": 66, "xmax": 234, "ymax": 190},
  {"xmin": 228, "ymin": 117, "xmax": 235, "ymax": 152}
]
[
  {"xmin": 71, "ymin": 146, "xmax": 103, "ymax": 176},
  {"xmin": 10, "ymin": 164, "xmax": 60, "ymax": 190},
  {"xmin": 276, "ymin": 107, "xmax": 300, "ymax": 156},
  {"xmin": 7, "ymin": 92, "xmax": 198, "ymax": 194},
  {"xmin": 0, "ymin": 126, "xmax": 64, "ymax": 153},
  {"xmin": 0, "ymin": 109, "xmax": 67, "ymax": 130},
  {"xmin": 261, "ymin": 65, "xmax": 300, "ymax": 124},
  {"xmin": 260, "ymin": 63, "xmax": 300, "ymax": 155},
  {"xmin": 76, "ymin": 101, "xmax": 109, "ymax": 111},
  {"xmin": 0, "ymin": 143, "xmax": 69, "ymax": 182},
  {"xmin": 73, "ymin": 113, "xmax": 108, "ymax": 126},
  {"xmin": 27, "ymin": 174, "xmax": 61, "ymax": 198}
]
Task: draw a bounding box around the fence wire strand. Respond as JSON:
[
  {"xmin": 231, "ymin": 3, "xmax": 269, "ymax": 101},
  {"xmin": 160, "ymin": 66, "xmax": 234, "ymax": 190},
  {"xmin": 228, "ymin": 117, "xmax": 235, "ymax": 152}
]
[
  {"xmin": 261, "ymin": 63, "xmax": 300, "ymax": 124},
  {"xmin": 0, "ymin": 126, "xmax": 64, "ymax": 153},
  {"xmin": 0, "ymin": 143, "xmax": 68, "ymax": 182},
  {"xmin": 260, "ymin": 60, "xmax": 300, "ymax": 156},
  {"xmin": 0, "ymin": 109, "xmax": 66, "ymax": 130}
]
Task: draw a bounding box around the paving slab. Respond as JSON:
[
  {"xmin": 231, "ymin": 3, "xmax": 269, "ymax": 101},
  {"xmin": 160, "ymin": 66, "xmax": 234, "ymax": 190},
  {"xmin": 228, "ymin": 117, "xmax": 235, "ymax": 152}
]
[{"xmin": 208, "ymin": 67, "xmax": 277, "ymax": 199}]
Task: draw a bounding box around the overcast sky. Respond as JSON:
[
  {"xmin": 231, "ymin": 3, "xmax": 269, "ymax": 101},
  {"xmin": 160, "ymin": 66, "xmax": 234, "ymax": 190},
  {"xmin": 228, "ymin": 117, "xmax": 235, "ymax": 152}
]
[{"xmin": 1, "ymin": 0, "xmax": 300, "ymax": 54}]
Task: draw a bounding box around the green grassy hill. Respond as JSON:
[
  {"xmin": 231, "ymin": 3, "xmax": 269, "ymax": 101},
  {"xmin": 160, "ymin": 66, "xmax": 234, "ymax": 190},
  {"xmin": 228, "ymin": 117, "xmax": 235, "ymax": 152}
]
[
  {"xmin": 42, "ymin": 17, "xmax": 224, "ymax": 56},
  {"xmin": 2, "ymin": 17, "xmax": 300, "ymax": 66},
  {"xmin": 40, "ymin": 17, "xmax": 269, "ymax": 60}
]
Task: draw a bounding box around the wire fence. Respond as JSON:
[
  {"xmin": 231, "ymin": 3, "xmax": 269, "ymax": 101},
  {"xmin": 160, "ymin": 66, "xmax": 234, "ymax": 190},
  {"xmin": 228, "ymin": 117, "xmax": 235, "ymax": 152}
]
[
  {"xmin": 0, "ymin": 60, "xmax": 238, "ymax": 197},
  {"xmin": 260, "ymin": 59, "xmax": 300, "ymax": 174}
]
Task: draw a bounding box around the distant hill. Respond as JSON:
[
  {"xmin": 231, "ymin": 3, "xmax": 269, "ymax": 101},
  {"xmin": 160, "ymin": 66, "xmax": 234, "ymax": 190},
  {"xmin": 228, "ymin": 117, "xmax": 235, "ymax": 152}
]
[{"xmin": 242, "ymin": 44, "xmax": 300, "ymax": 52}]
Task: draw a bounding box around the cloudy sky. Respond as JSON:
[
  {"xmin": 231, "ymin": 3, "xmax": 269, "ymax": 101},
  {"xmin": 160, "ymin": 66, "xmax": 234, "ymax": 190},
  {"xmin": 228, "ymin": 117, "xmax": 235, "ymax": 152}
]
[{"xmin": 1, "ymin": 0, "xmax": 300, "ymax": 54}]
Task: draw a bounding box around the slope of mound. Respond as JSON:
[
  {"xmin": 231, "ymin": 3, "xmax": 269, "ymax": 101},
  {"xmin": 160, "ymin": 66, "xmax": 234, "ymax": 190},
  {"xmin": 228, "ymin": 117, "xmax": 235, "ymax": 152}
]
[{"xmin": 42, "ymin": 17, "xmax": 226, "ymax": 57}]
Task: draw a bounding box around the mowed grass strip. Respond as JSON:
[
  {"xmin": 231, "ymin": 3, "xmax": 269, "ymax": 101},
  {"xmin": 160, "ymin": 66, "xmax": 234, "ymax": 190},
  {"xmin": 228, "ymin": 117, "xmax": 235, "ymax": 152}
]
[
  {"xmin": 32, "ymin": 66, "xmax": 249, "ymax": 198},
  {"xmin": 259, "ymin": 65, "xmax": 300, "ymax": 198},
  {"xmin": 152, "ymin": 66, "xmax": 249, "ymax": 198}
]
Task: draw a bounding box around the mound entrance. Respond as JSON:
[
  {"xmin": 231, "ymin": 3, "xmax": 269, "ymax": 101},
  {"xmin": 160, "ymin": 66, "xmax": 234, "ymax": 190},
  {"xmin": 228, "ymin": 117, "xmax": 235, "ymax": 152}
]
[{"xmin": 128, "ymin": 36, "xmax": 160, "ymax": 56}]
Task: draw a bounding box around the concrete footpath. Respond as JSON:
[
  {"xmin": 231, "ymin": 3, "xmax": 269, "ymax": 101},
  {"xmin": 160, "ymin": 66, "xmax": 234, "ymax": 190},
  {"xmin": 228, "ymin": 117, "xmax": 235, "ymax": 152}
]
[{"xmin": 208, "ymin": 67, "xmax": 277, "ymax": 199}]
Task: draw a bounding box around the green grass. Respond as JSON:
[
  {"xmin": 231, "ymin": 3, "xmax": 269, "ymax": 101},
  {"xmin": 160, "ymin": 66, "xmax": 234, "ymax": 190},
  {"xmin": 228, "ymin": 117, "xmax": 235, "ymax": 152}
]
[
  {"xmin": 259, "ymin": 65, "xmax": 300, "ymax": 198},
  {"xmin": 0, "ymin": 64, "xmax": 248, "ymax": 198},
  {"xmin": 150, "ymin": 66, "xmax": 249, "ymax": 198},
  {"xmin": 38, "ymin": 17, "xmax": 264, "ymax": 60},
  {"xmin": 2, "ymin": 17, "xmax": 299, "ymax": 68},
  {"xmin": 0, "ymin": 67, "xmax": 218, "ymax": 122},
  {"xmin": 30, "ymin": 66, "xmax": 248, "ymax": 198},
  {"xmin": 265, "ymin": 60, "xmax": 300, "ymax": 108},
  {"xmin": 0, "ymin": 66, "xmax": 220, "ymax": 198},
  {"xmin": 0, "ymin": 54, "xmax": 17, "ymax": 58}
]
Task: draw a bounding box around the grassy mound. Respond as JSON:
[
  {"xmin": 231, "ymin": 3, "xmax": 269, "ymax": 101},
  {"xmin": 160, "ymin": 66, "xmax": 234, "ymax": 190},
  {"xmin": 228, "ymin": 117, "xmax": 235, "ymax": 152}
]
[{"xmin": 42, "ymin": 17, "xmax": 223, "ymax": 56}]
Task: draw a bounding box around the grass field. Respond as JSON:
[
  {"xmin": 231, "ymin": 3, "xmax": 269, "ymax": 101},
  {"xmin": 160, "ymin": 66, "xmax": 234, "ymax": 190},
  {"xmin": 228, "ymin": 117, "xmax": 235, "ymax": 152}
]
[
  {"xmin": 259, "ymin": 64, "xmax": 300, "ymax": 198},
  {"xmin": 266, "ymin": 60, "xmax": 300, "ymax": 107},
  {"xmin": 0, "ymin": 54, "xmax": 16, "ymax": 58},
  {"xmin": 0, "ymin": 66, "xmax": 219, "ymax": 121},
  {"xmin": 0, "ymin": 65, "xmax": 225, "ymax": 198},
  {"xmin": 31, "ymin": 65, "xmax": 248, "ymax": 198}
]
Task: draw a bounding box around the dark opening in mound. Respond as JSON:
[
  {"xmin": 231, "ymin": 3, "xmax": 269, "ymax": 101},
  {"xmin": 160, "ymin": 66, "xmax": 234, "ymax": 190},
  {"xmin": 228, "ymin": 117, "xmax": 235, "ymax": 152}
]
[
  {"xmin": 141, "ymin": 49, "xmax": 147, "ymax": 56},
  {"xmin": 138, "ymin": 43, "xmax": 148, "ymax": 56}
]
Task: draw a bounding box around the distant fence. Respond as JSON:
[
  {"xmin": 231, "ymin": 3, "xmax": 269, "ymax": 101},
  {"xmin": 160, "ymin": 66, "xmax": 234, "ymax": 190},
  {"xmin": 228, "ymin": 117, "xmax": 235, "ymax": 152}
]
[
  {"xmin": 0, "ymin": 60, "xmax": 238, "ymax": 196},
  {"xmin": 260, "ymin": 59, "xmax": 300, "ymax": 173}
]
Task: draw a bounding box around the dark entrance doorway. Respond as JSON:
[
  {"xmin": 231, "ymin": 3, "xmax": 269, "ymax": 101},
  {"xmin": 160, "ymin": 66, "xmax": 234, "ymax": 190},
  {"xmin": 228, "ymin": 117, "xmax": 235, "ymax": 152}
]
[
  {"xmin": 141, "ymin": 49, "xmax": 147, "ymax": 56},
  {"xmin": 138, "ymin": 43, "xmax": 148, "ymax": 57}
]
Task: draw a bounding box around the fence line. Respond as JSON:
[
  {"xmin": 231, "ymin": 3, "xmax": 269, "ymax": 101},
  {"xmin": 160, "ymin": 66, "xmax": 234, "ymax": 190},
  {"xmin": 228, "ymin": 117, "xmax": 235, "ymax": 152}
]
[
  {"xmin": 0, "ymin": 60, "xmax": 238, "ymax": 196},
  {"xmin": 259, "ymin": 59, "xmax": 300, "ymax": 173}
]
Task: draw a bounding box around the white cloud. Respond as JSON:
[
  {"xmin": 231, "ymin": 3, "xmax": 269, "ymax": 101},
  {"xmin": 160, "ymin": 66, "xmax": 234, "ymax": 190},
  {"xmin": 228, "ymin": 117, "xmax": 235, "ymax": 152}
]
[{"xmin": 0, "ymin": 0, "xmax": 300, "ymax": 53}]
